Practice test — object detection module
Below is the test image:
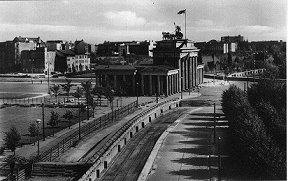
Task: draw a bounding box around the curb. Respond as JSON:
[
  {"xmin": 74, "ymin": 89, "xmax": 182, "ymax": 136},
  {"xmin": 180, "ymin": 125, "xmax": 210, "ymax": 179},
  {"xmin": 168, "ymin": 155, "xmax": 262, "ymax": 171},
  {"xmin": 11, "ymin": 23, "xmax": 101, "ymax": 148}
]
[{"xmin": 137, "ymin": 107, "xmax": 202, "ymax": 181}]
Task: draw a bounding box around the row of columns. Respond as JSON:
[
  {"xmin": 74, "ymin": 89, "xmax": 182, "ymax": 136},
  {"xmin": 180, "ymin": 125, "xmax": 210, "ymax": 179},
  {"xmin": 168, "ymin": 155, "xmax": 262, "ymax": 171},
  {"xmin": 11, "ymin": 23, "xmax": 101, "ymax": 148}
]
[
  {"xmin": 179, "ymin": 56, "xmax": 198, "ymax": 91},
  {"xmin": 141, "ymin": 74, "xmax": 179, "ymax": 96},
  {"xmin": 94, "ymin": 59, "xmax": 200, "ymax": 97}
]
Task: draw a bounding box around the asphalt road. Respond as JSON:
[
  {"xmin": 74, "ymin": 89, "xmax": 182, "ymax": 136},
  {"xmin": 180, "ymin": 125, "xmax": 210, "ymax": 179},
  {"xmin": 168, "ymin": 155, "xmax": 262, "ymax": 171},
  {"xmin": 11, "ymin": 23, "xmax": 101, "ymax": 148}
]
[{"xmin": 99, "ymin": 108, "xmax": 189, "ymax": 181}]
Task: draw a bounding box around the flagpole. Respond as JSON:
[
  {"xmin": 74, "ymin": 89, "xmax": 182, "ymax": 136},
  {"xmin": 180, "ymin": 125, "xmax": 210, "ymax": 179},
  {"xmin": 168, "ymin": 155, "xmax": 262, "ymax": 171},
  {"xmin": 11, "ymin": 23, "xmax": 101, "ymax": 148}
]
[{"xmin": 185, "ymin": 9, "xmax": 186, "ymax": 40}]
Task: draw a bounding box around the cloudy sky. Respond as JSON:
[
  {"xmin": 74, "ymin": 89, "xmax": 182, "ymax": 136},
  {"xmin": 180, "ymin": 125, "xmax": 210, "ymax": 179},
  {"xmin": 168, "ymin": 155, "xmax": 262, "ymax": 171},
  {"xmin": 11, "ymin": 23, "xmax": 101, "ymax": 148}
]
[{"xmin": 0, "ymin": 0, "xmax": 286, "ymax": 44}]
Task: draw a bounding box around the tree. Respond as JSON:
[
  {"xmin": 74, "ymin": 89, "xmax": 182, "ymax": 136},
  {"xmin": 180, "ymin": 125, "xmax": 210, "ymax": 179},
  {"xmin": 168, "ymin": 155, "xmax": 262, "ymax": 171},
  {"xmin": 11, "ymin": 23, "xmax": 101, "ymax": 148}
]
[
  {"xmin": 50, "ymin": 84, "xmax": 61, "ymax": 103},
  {"xmin": 5, "ymin": 155, "xmax": 27, "ymax": 178},
  {"xmin": 73, "ymin": 87, "xmax": 83, "ymax": 103},
  {"xmin": 28, "ymin": 123, "xmax": 38, "ymax": 137},
  {"xmin": 92, "ymin": 86, "xmax": 105, "ymax": 106},
  {"xmin": 115, "ymin": 81, "xmax": 127, "ymax": 107},
  {"xmin": 72, "ymin": 64, "xmax": 76, "ymax": 73},
  {"xmin": 81, "ymin": 81, "xmax": 93, "ymax": 119},
  {"xmin": 61, "ymin": 79, "xmax": 74, "ymax": 101},
  {"xmin": 222, "ymin": 84, "xmax": 286, "ymax": 179},
  {"xmin": 81, "ymin": 81, "xmax": 92, "ymax": 103},
  {"xmin": 63, "ymin": 110, "xmax": 74, "ymax": 129},
  {"xmin": 47, "ymin": 111, "xmax": 59, "ymax": 136},
  {"xmin": 28, "ymin": 123, "xmax": 39, "ymax": 145},
  {"xmin": 88, "ymin": 97, "xmax": 97, "ymax": 118},
  {"xmin": 227, "ymin": 52, "xmax": 232, "ymax": 71},
  {"xmin": 103, "ymin": 86, "xmax": 115, "ymax": 113},
  {"xmin": 4, "ymin": 126, "xmax": 21, "ymax": 155}
]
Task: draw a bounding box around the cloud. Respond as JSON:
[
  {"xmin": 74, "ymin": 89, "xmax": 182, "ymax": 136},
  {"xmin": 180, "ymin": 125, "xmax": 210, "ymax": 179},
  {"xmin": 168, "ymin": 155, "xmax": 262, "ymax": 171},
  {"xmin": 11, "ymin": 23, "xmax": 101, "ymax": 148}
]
[
  {"xmin": 231, "ymin": 25, "xmax": 274, "ymax": 33},
  {"xmin": 104, "ymin": 11, "xmax": 147, "ymax": 27},
  {"xmin": 195, "ymin": 19, "xmax": 214, "ymax": 27},
  {"xmin": 0, "ymin": 23, "xmax": 76, "ymax": 33}
]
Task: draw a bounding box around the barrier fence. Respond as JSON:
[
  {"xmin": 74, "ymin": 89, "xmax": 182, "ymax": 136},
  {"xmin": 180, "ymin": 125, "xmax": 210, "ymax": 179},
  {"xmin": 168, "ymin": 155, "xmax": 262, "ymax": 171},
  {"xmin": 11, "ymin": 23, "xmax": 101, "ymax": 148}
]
[
  {"xmin": 34, "ymin": 101, "xmax": 137, "ymax": 162},
  {"xmin": 83, "ymin": 98, "xmax": 178, "ymax": 164},
  {"xmin": 1, "ymin": 96, "xmax": 118, "ymax": 107}
]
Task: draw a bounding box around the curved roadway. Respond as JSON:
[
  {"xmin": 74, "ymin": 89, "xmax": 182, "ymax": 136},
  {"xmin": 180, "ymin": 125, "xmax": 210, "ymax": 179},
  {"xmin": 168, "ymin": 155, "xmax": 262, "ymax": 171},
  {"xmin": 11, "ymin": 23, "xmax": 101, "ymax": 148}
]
[{"xmin": 99, "ymin": 108, "xmax": 188, "ymax": 181}]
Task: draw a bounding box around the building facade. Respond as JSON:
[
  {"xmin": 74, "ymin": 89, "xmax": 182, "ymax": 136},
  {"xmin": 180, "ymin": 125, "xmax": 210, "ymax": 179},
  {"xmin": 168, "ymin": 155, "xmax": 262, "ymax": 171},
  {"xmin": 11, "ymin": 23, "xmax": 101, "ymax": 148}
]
[
  {"xmin": 221, "ymin": 35, "xmax": 244, "ymax": 54},
  {"xmin": 97, "ymin": 40, "xmax": 155, "ymax": 57},
  {"xmin": 67, "ymin": 54, "xmax": 90, "ymax": 73},
  {"xmin": 94, "ymin": 38, "xmax": 204, "ymax": 97},
  {"xmin": 221, "ymin": 35, "xmax": 244, "ymax": 43},
  {"xmin": 0, "ymin": 36, "xmax": 45, "ymax": 73},
  {"xmin": 46, "ymin": 40, "xmax": 71, "ymax": 51},
  {"xmin": 21, "ymin": 47, "xmax": 56, "ymax": 74}
]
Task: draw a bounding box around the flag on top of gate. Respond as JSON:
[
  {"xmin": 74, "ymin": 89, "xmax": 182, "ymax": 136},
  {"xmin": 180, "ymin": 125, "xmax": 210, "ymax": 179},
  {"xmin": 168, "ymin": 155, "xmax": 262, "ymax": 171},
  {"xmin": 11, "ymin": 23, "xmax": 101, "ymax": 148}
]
[{"xmin": 177, "ymin": 9, "xmax": 186, "ymax": 14}]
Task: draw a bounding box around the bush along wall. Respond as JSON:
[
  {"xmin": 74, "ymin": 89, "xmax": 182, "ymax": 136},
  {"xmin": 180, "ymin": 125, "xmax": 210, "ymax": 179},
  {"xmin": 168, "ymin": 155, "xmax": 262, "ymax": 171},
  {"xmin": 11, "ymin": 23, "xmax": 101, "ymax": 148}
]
[{"xmin": 221, "ymin": 84, "xmax": 286, "ymax": 179}]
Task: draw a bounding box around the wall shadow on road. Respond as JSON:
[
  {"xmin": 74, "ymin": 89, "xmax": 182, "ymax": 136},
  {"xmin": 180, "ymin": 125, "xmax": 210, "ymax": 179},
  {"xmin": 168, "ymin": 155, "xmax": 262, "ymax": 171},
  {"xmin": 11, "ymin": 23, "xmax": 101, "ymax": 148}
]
[
  {"xmin": 180, "ymin": 100, "xmax": 216, "ymax": 107},
  {"xmin": 169, "ymin": 168, "xmax": 218, "ymax": 180},
  {"xmin": 188, "ymin": 113, "xmax": 224, "ymax": 117},
  {"xmin": 178, "ymin": 139, "xmax": 210, "ymax": 145},
  {"xmin": 171, "ymin": 156, "xmax": 218, "ymax": 167},
  {"xmin": 186, "ymin": 117, "xmax": 215, "ymax": 121},
  {"xmin": 172, "ymin": 146, "xmax": 210, "ymax": 155}
]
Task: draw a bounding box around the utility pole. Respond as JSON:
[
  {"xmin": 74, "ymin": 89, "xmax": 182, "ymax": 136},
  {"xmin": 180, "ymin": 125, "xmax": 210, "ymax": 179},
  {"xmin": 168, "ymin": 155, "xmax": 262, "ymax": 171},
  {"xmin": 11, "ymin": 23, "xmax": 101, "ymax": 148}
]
[
  {"xmin": 78, "ymin": 103, "xmax": 81, "ymax": 140},
  {"xmin": 218, "ymin": 137, "xmax": 222, "ymax": 181},
  {"xmin": 48, "ymin": 59, "xmax": 50, "ymax": 94},
  {"xmin": 213, "ymin": 103, "xmax": 216, "ymax": 144},
  {"xmin": 42, "ymin": 102, "xmax": 45, "ymax": 141}
]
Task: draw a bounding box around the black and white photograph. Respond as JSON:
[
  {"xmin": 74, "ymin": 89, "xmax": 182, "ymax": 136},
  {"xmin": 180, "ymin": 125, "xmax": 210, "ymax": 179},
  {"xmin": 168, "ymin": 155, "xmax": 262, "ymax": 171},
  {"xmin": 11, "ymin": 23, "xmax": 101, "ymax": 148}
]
[{"xmin": 0, "ymin": 0, "xmax": 286, "ymax": 180}]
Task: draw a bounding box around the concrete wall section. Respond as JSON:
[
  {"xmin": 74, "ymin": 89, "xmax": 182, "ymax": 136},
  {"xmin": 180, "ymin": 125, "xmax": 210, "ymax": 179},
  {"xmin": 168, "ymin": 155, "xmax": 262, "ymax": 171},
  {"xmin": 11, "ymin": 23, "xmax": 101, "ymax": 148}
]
[{"xmin": 78, "ymin": 100, "xmax": 180, "ymax": 181}]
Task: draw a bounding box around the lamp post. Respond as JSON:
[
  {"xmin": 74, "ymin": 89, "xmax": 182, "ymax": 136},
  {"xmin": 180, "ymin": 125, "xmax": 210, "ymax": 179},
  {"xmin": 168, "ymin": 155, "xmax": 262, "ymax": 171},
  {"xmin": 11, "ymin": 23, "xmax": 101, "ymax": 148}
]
[
  {"xmin": 111, "ymin": 89, "xmax": 115, "ymax": 121},
  {"xmin": 42, "ymin": 102, "xmax": 45, "ymax": 141},
  {"xmin": 136, "ymin": 82, "xmax": 139, "ymax": 107},
  {"xmin": 156, "ymin": 91, "xmax": 159, "ymax": 103},
  {"xmin": 218, "ymin": 137, "xmax": 222, "ymax": 181},
  {"xmin": 253, "ymin": 59, "xmax": 256, "ymax": 83},
  {"xmin": 78, "ymin": 103, "xmax": 81, "ymax": 140},
  {"xmin": 213, "ymin": 103, "xmax": 216, "ymax": 144},
  {"xmin": 180, "ymin": 77, "xmax": 183, "ymax": 99},
  {"xmin": 134, "ymin": 70, "xmax": 138, "ymax": 107},
  {"xmin": 47, "ymin": 59, "xmax": 50, "ymax": 94},
  {"xmin": 36, "ymin": 119, "xmax": 41, "ymax": 156}
]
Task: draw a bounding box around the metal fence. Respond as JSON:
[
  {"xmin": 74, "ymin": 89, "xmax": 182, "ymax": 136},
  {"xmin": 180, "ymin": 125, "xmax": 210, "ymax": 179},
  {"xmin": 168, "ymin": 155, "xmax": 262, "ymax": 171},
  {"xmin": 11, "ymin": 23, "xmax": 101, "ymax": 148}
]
[
  {"xmin": 1, "ymin": 96, "xmax": 112, "ymax": 107},
  {"xmin": 1, "ymin": 97, "xmax": 44, "ymax": 105},
  {"xmin": 34, "ymin": 101, "xmax": 137, "ymax": 162},
  {"xmin": 83, "ymin": 98, "xmax": 178, "ymax": 164}
]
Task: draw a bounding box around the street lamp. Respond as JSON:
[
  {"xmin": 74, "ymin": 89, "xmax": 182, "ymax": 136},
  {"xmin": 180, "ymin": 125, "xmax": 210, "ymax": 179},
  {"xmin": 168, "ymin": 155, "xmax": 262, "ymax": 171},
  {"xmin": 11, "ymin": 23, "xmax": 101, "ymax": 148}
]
[
  {"xmin": 78, "ymin": 103, "xmax": 82, "ymax": 140},
  {"xmin": 134, "ymin": 70, "xmax": 138, "ymax": 107},
  {"xmin": 35, "ymin": 119, "xmax": 41, "ymax": 156},
  {"xmin": 47, "ymin": 59, "xmax": 50, "ymax": 94},
  {"xmin": 42, "ymin": 103, "xmax": 45, "ymax": 141},
  {"xmin": 156, "ymin": 91, "xmax": 159, "ymax": 103},
  {"xmin": 136, "ymin": 82, "xmax": 139, "ymax": 107},
  {"xmin": 180, "ymin": 77, "xmax": 183, "ymax": 99},
  {"xmin": 213, "ymin": 103, "xmax": 216, "ymax": 144},
  {"xmin": 218, "ymin": 137, "xmax": 222, "ymax": 181}
]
